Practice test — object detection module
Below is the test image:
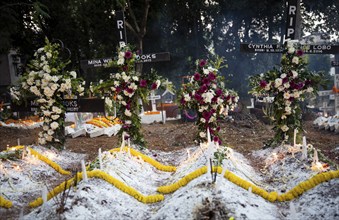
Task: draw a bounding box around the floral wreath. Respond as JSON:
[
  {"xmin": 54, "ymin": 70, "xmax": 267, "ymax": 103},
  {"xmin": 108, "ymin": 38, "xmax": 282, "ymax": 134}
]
[
  {"xmin": 94, "ymin": 45, "xmax": 173, "ymax": 147},
  {"xmin": 10, "ymin": 38, "xmax": 85, "ymax": 149},
  {"xmin": 178, "ymin": 57, "xmax": 239, "ymax": 144},
  {"xmin": 249, "ymin": 40, "xmax": 327, "ymax": 146}
]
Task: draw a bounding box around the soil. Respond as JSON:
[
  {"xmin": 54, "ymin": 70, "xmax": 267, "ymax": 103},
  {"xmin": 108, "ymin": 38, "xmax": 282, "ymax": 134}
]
[{"xmin": 1, "ymin": 112, "xmax": 338, "ymax": 167}]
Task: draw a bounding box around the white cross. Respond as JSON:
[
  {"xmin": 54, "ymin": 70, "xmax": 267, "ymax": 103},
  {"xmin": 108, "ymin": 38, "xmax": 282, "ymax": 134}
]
[{"xmin": 147, "ymin": 91, "xmax": 161, "ymax": 112}]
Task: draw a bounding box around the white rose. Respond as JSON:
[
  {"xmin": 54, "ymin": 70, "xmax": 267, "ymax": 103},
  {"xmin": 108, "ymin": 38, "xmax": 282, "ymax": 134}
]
[
  {"xmin": 200, "ymin": 118, "xmax": 206, "ymax": 123},
  {"xmin": 40, "ymin": 55, "xmax": 46, "ymax": 61},
  {"xmin": 43, "ymin": 125, "xmax": 49, "ymax": 131},
  {"xmin": 43, "ymin": 73, "xmax": 52, "ymax": 81},
  {"xmin": 43, "ymin": 65, "xmax": 51, "ymax": 73},
  {"xmin": 285, "ymin": 106, "xmax": 292, "ymax": 115},
  {"xmin": 38, "ymin": 138, "xmax": 46, "ymax": 145},
  {"xmin": 43, "ymin": 110, "xmax": 52, "ymax": 117},
  {"xmin": 51, "ymin": 115, "xmax": 60, "ymax": 120},
  {"xmin": 51, "ymin": 83, "xmax": 58, "ymax": 91},
  {"xmin": 280, "ymin": 73, "xmax": 287, "ymax": 78},
  {"xmin": 47, "ymin": 129, "xmax": 54, "ymax": 135},
  {"xmin": 35, "ymin": 80, "xmax": 41, "ymax": 86},
  {"xmin": 124, "ymin": 109, "xmax": 132, "ymax": 117},
  {"xmin": 52, "ymin": 106, "xmax": 62, "ymax": 114},
  {"xmin": 291, "ymin": 70, "xmax": 298, "ymax": 78},
  {"xmin": 281, "ymin": 125, "xmax": 289, "ymax": 132},
  {"xmin": 155, "ymin": 80, "xmax": 161, "ymax": 89},
  {"xmin": 275, "ymin": 78, "xmax": 282, "ymax": 88},
  {"xmin": 46, "ymin": 52, "xmax": 52, "ymax": 58},
  {"xmin": 117, "ymin": 95, "xmax": 123, "ymax": 100},
  {"xmin": 37, "ymin": 47, "xmax": 44, "ymax": 53},
  {"xmin": 50, "ymin": 122, "xmax": 59, "ymax": 130},
  {"xmin": 284, "ymin": 82, "xmax": 290, "ymax": 89},
  {"xmin": 114, "ymin": 81, "xmax": 120, "ymax": 86},
  {"xmin": 306, "ymin": 87, "xmax": 314, "ymax": 93},
  {"xmin": 46, "ymin": 135, "xmax": 53, "ymax": 142},
  {"xmin": 199, "ymin": 132, "xmax": 206, "ymax": 138},
  {"xmin": 44, "ymin": 87, "xmax": 54, "ymax": 97},
  {"xmin": 283, "ymin": 92, "xmax": 290, "ymax": 99},
  {"xmin": 292, "ymin": 57, "xmax": 299, "ymax": 64},
  {"xmin": 125, "ymin": 120, "xmax": 132, "ymax": 125},
  {"xmin": 117, "ymin": 58, "xmax": 125, "ymax": 65},
  {"xmin": 288, "ymin": 46, "xmax": 295, "ymax": 54},
  {"xmin": 293, "ymin": 91, "xmax": 300, "ymax": 98},
  {"xmin": 77, "ymin": 86, "xmax": 84, "ymax": 93},
  {"xmin": 70, "ymin": 71, "xmax": 77, "ymax": 78},
  {"xmin": 132, "ymin": 76, "xmax": 139, "ymax": 81},
  {"xmin": 115, "ymin": 73, "xmax": 121, "ymax": 79},
  {"xmin": 121, "ymin": 101, "xmax": 127, "ymax": 106}
]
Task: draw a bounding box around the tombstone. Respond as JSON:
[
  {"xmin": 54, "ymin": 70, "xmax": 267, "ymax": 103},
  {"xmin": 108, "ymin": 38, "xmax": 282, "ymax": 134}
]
[{"xmin": 140, "ymin": 91, "xmax": 166, "ymax": 124}]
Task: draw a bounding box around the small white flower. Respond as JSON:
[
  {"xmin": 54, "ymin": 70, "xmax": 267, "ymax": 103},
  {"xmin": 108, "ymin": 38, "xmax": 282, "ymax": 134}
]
[
  {"xmin": 132, "ymin": 76, "xmax": 139, "ymax": 81},
  {"xmin": 47, "ymin": 129, "xmax": 54, "ymax": 135},
  {"xmin": 306, "ymin": 87, "xmax": 314, "ymax": 93},
  {"xmin": 117, "ymin": 95, "xmax": 123, "ymax": 100},
  {"xmin": 51, "ymin": 115, "xmax": 60, "ymax": 120},
  {"xmin": 124, "ymin": 109, "xmax": 132, "ymax": 117},
  {"xmin": 199, "ymin": 132, "xmax": 206, "ymax": 138},
  {"xmin": 183, "ymin": 93, "xmax": 191, "ymax": 102},
  {"xmin": 288, "ymin": 46, "xmax": 295, "ymax": 54},
  {"xmin": 52, "ymin": 106, "xmax": 62, "ymax": 114},
  {"xmin": 51, "ymin": 83, "xmax": 59, "ymax": 91},
  {"xmin": 292, "ymin": 56, "xmax": 299, "ymax": 64},
  {"xmin": 293, "ymin": 91, "xmax": 300, "ymax": 98},
  {"xmin": 284, "ymin": 82, "xmax": 290, "ymax": 89},
  {"xmin": 40, "ymin": 55, "xmax": 46, "ymax": 61},
  {"xmin": 281, "ymin": 125, "xmax": 289, "ymax": 132},
  {"xmin": 43, "ymin": 65, "xmax": 51, "ymax": 73},
  {"xmin": 117, "ymin": 58, "xmax": 125, "ymax": 65},
  {"xmin": 291, "ymin": 70, "xmax": 298, "ymax": 78},
  {"xmin": 283, "ymin": 92, "xmax": 290, "ymax": 99},
  {"xmin": 121, "ymin": 101, "xmax": 127, "ymax": 106},
  {"xmin": 46, "ymin": 52, "xmax": 52, "ymax": 58},
  {"xmin": 38, "ymin": 138, "xmax": 46, "ymax": 145},
  {"xmin": 125, "ymin": 120, "xmax": 132, "ymax": 125},
  {"xmin": 200, "ymin": 118, "xmax": 206, "ymax": 123},
  {"xmin": 280, "ymin": 73, "xmax": 287, "ymax": 78},
  {"xmin": 285, "ymin": 106, "xmax": 292, "ymax": 115},
  {"xmin": 50, "ymin": 122, "xmax": 59, "ymax": 130},
  {"xmin": 275, "ymin": 78, "xmax": 283, "ymax": 88},
  {"xmin": 43, "ymin": 110, "xmax": 52, "ymax": 117},
  {"xmin": 69, "ymin": 71, "xmax": 77, "ymax": 78}
]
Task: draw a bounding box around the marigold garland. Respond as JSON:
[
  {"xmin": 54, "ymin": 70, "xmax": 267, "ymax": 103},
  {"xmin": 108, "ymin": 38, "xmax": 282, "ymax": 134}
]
[
  {"xmin": 224, "ymin": 169, "xmax": 339, "ymax": 202},
  {"xmin": 0, "ymin": 195, "xmax": 13, "ymax": 208},
  {"xmin": 157, "ymin": 166, "xmax": 222, "ymax": 194},
  {"xmin": 3, "ymin": 146, "xmax": 70, "ymax": 175},
  {"xmin": 109, "ymin": 147, "xmax": 177, "ymax": 172},
  {"xmin": 29, "ymin": 170, "xmax": 164, "ymax": 208},
  {"xmin": 28, "ymin": 148, "xmax": 71, "ymax": 175}
]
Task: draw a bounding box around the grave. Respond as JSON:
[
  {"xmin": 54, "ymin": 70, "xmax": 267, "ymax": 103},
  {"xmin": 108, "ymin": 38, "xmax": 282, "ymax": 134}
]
[{"xmin": 242, "ymin": 0, "xmax": 339, "ymax": 118}]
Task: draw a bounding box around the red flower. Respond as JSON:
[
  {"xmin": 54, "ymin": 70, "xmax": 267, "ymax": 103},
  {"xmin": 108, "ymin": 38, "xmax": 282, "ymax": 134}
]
[
  {"xmin": 193, "ymin": 72, "xmax": 201, "ymax": 81},
  {"xmin": 139, "ymin": 79, "xmax": 147, "ymax": 87},
  {"xmin": 125, "ymin": 51, "xmax": 133, "ymax": 59},
  {"xmin": 199, "ymin": 59, "xmax": 207, "ymax": 67}
]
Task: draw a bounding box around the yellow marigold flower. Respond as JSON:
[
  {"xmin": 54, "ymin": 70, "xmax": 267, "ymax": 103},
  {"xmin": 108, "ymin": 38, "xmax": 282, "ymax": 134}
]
[{"xmin": 0, "ymin": 196, "xmax": 12, "ymax": 208}]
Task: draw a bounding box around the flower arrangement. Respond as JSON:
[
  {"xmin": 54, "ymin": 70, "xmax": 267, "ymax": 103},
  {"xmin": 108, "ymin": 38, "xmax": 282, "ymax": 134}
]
[
  {"xmin": 249, "ymin": 41, "xmax": 327, "ymax": 146},
  {"xmin": 94, "ymin": 45, "xmax": 172, "ymax": 147},
  {"xmin": 10, "ymin": 39, "xmax": 85, "ymax": 149},
  {"xmin": 178, "ymin": 57, "xmax": 239, "ymax": 144}
]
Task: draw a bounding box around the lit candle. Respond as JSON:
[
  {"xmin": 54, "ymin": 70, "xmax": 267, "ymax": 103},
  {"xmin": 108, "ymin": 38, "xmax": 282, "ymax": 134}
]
[
  {"xmin": 301, "ymin": 136, "xmax": 307, "ymax": 160},
  {"xmin": 127, "ymin": 138, "xmax": 131, "ymax": 147},
  {"xmin": 293, "ymin": 129, "xmax": 297, "ymax": 147},
  {"xmin": 98, "ymin": 148, "xmax": 102, "ymax": 170},
  {"xmin": 81, "ymin": 160, "xmax": 88, "ymax": 182},
  {"xmin": 42, "ymin": 185, "xmax": 48, "ymax": 204},
  {"xmin": 17, "ymin": 138, "xmax": 20, "ymax": 146},
  {"xmin": 187, "ymin": 149, "xmax": 191, "ymax": 159},
  {"xmin": 128, "ymin": 147, "xmax": 131, "ymax": 158},
  {"xmin": 313, "ymin": 149, "xmax": 319, "ymax": 164},
  {"xmin": 207, "ymin": 128, "xmax": 211, "ymax": 144}
]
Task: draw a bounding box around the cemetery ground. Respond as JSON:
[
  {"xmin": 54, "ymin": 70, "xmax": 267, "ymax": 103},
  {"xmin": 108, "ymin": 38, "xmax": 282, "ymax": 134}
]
[{"xmin": 0, "ymin": 111, "xmax": 338, "ymax": 219}]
